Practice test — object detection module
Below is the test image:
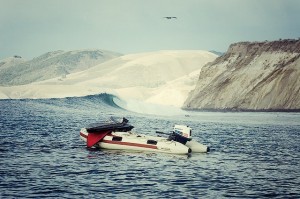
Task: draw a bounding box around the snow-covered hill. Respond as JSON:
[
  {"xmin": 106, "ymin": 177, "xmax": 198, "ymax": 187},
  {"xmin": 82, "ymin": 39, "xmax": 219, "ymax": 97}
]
[
  {"xmin": 0, "ymin": 56, "xmax": 26, "ymax": 71},
  {"xmin": 184, "ymin": 39, "xmax": 300, "ymax": 111},
  {"xmin": 0, "ymin": 49, "xmax": 121, "ymax": 86},
  {"xmin": 0, "ymin": 50, "xmax": 217, "ymax": 107}
]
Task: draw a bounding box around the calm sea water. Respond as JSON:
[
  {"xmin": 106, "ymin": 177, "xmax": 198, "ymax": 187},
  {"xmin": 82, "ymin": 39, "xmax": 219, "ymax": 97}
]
[{"xmin": 1, "ymin": 95, "xmax": 299, "ymax": 198}]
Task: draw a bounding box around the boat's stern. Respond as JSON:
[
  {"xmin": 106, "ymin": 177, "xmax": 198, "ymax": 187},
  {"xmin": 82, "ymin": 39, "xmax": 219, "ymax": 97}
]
[{"xmin": 173, "ymin": 124, "xmax": 210, "ymax": 153}]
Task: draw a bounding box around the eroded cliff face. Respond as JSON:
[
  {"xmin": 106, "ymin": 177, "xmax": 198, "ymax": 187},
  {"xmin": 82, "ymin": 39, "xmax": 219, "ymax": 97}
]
[{"xmin": 183, "ymin": 39, "xmax": 300, "ymax": 111}]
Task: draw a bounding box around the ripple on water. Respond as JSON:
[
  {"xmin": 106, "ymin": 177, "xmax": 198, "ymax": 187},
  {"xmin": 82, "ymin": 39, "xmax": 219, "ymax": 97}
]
[{"xmin": 0, "ymin": 99, "xmax": 300, "ymax": 198}]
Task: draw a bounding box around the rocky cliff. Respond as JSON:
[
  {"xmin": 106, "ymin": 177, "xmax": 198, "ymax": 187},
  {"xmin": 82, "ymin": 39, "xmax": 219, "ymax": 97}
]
[{"xmin": 183, "ymin": 39, "xmax": 300, "ymax": 111}]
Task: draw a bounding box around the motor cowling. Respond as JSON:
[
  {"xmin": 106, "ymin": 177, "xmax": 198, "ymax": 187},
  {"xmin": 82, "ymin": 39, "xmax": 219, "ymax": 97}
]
[{"xmin": 173, "ymin": 125, "xmax": 192, "ymax": 138}]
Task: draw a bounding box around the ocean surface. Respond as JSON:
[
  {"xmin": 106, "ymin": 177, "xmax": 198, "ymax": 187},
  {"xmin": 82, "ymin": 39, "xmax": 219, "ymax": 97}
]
[{"xmin": 1, "ymin": 94, "xmax": 299, "ymax": 198}]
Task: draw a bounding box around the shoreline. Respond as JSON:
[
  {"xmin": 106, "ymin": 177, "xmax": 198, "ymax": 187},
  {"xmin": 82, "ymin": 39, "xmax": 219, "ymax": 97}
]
[{"xmin": 182, "ymin": 108, "xmax": 300, "ymax": 113}]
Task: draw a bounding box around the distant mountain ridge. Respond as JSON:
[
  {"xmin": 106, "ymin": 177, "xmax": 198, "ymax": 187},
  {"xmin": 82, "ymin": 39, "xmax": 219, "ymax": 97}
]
[
  {"xmin": 0, "ymin": 50, "xmax": 217, "ymax": 107},
  {"xmin": 183, "ymin": 39, "xmax": 300, "ymax": 111},
  {"xmin": 0, "ymin": 49, "xmax": 121, "ymax": 86}
]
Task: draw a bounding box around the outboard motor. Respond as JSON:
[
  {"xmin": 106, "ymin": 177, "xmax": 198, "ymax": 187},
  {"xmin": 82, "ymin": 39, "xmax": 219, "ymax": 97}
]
[
  {"xmin": 173, "ymin": 124, "xmax": 210, "ymax": 153},
  {"xmin": 173, "ymin": 125, "xmax": 192, "ymax": 138},
  {"xmin": 168, "ymin": 132, "xmax": 191, "ymax": 145}
]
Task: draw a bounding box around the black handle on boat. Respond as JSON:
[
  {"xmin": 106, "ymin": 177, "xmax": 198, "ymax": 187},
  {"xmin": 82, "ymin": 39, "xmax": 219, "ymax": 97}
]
[{"xmin": 156, "ymin": 131, "xmax": 170, "ymax": 135}]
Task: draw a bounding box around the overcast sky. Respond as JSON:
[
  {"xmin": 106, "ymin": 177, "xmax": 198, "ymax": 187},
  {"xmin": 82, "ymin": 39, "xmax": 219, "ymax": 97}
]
[{"xmin": 1, "ymin": 0, "xmax": 300, "ymax": 59}]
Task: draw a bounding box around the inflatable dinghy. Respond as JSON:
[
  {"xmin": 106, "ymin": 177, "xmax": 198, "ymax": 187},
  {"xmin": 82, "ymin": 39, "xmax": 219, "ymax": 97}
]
[{"xmin": 80, "ymin": 117, "xmax": 210, "ymax": 155}]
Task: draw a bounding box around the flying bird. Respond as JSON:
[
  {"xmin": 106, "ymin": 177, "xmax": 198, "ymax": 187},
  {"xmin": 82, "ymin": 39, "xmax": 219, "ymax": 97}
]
[{"xmin": 164, "ymin": 17, "xmax": 177, "ymax": 19}]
